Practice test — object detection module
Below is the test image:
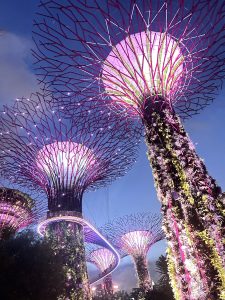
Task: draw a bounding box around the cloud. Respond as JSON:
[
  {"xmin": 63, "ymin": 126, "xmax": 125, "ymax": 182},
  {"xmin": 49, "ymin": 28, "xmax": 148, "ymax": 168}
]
[{"xmin": 0, "ymin": 31, "xmax": 39, "ymax": 107}]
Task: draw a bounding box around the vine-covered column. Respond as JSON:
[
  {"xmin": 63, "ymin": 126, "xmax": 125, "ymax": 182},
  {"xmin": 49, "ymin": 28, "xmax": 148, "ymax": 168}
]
[
  {"xmin": 103, "ymin": 274, "xmax": 113, "ymax": 297},
  {"xmin": 46, "ymin": 220, "xmax": 91, "ymax": 300},
  {"xmin": 145, "ymin": 106, "xmax": 225, "ymax": 299},
  {"xmin": 133, "ymin": 254, "xmax": 152, "ymax": 296}
]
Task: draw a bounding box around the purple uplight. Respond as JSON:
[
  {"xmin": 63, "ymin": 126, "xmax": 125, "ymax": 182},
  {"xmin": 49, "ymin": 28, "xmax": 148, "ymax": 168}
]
[
  {"xmin": 0, "ymin": 93, "xmax": 140, "ymax": 212},
  {"xmin": 33, "ymin": 0, "xmax": 224, "ymax": 118},
  {"xmin": 0, "ymin": 203, "xmax": 31, "ymax": 229},
  {"xmin": 102, "ymin": 31, "xmax": 185, "ymax": 111},
  {"xmin": 0, "ymin": 187, "xmax": 35, "ymax": 235},
  {"xmin": 120, "ymin": 230, "xmax": 153, "ymax": 257},
  {"xmin": 87, "ymin": 247, "xmax": 116, "ymax": 273},
  {"xmin": 102, "ymin": 212, "xmax": 164, "ymax": 257},
  {"xmin": 101, "ymin": 213, "xmax": 163, "ymax": 293},
  {"xmin": 36, "ymin": 141, "xmax": 96, "ymax": 188}
]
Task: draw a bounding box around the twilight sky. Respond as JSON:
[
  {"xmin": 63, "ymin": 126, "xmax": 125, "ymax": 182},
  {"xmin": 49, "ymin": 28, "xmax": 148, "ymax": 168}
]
[{"xmin": 0, "ymin": 0, "xmax": 225, "ymax": 291}]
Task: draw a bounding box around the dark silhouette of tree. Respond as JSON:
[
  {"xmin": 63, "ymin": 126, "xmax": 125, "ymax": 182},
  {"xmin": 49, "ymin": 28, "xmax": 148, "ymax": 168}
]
[
  {"xmin": 113, "ymin": 290, "xmax": 130, "ymax": 300},
  {"xmin": 93, "ymin": 290, "xmax": 129, "ymax": 300},
  {"xmin": 1, "ymin": 226, "xmax": 16, "ymax": 240},
  {"xmin": 0, "ymin": 230, "xmax": 66, "ymax": 300},
  {"xmin": 155, "ymin": 255, "xmax": 174, "ymax": 300},
  {"xmin": 128, "ymin": 287, "xmax": 167, "ymax": 300}
]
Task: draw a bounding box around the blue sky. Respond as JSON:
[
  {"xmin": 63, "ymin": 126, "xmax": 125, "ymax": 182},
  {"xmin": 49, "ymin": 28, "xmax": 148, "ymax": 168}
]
[{"xmin": 0, "ymin": 0, "xmax": 225, "ymax": 291}]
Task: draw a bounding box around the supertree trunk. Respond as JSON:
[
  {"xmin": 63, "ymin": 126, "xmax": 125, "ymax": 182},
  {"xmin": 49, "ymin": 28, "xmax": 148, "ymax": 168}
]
[
  {"xmin": 133, "ymin": 254, "xmax": 152, "ymax": 296},
  {"xmin": 103, "ymin": 274, "xmax": 113, "ymax": 297},
  {"xmin": 162, "ymin": 201, "xmax": 210, "ymax": 299},
  {"xmin": 144, "ymin": 105, "xmax": 225, "ymax": 299},
  {"xmin": 46, "ymin": 218, "xmax": 91, "ymax": 300}
]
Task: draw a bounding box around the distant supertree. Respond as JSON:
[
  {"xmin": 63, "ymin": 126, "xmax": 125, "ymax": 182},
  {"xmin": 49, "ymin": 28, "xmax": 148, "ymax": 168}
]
[
  {"xmin": 100, "ymin": 213, "xmax": 164, "ymax": 297},
  {"xmin": 33, "ymin": 1, "xmax": 225, "ymax": 298},
  {"xmin": 86, "ymin": 244, "xmax": 116, "ymax": 297},
  {"xmin": 0, "ymin": 187, "xmax": 36, "ymax": 239},
  {"xmin": 0, "ymin": 93, "xmax": 139, "ymax": 300}
]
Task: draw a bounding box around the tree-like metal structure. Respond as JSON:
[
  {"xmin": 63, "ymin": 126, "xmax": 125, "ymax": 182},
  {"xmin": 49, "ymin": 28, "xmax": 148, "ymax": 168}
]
[
  {"xmin": 33, "ymin": 1, "xmax": 225, "ymax": 298},
  {"xmin": 0, "ymin": 187, "xmax": 36, "ymax": 239},
  {"xmin": 0, "ymin": 93, "xmax": 139, "ymax": 300},
  {"xmin": 101, "ymin": 213, "xmax": 163, "ymax": 297},
  {"xmin": 85, "ymin": 244, "xmax": 116, "ymax": 297},
  {"xmin": 38, "ymin": 213, "xmax": 120, "ymax": 286}
]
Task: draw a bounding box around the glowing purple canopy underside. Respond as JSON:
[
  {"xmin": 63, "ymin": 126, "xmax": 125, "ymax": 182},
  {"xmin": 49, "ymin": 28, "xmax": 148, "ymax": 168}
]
[
  {"xmin": 85, "ymin": 244, "xmax": 117, "ymax": 285},
  {"xmin": 0, "ymin": 187, "xmax": 35, "ymax": 232},
  {"xmin": 32, "ymin": 0, "xmax": 225, "ymax": 118}
]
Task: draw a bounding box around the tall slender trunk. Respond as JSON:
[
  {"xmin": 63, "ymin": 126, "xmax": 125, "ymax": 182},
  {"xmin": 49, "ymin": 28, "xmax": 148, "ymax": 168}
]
[
  {"xmin": 133, "ymin": 254, "xmax": 152, "ymax": 295},
  {"xmin": 103, "ymin": 274, "xmax": 113, "ymax": 297},
  {"xmin": 144, "ymin": 105, "xmax": 225, "ymax": 299},
  {"xmin": 46, "ymin": 219, "xmax": 91, "ymax": 300}
]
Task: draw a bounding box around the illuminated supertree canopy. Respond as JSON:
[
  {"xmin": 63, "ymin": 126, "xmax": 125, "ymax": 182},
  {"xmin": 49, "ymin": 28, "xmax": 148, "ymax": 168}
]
[
  {"xmin": 0, "ymin": 187, "xmax": 36, "ymax": 239},
  {"xmin": 33, "ymin": 1, "xmax": 225, "ymax": 299},
  {"xmin": 86, "ymin": 246, "xmax": 116, "ymax": 274},
  {"xmin": 33, "ymin": 0, "xmax": 224, "ymax": 117},
  {"xmin": 0, "ymin": 93, "xmax": 139, "ymax": 212},
  {"xmin": 101, "ymin": 213, "xmax": 164, "ymax": 296},
  {"xmin": 0, "ymin": 93, "xmax": 139, "ymax": 300},
  {"xmin": 85, "ymin": 244, "xmax": 117, "ymax": 296}
]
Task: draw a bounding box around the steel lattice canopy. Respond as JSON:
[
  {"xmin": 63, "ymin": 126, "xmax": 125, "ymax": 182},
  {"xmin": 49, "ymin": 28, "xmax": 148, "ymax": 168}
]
[{"xmin": 85, "ymin": 243, "xmax": 118, "ymax": 285}]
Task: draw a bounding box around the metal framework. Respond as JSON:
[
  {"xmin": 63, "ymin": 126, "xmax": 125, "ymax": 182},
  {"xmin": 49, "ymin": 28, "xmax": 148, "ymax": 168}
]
[
  {"xmin": 33, "ymin": 0, "xmax": 225, "ymax": 119},
  {"xmin": 0, "ymin": 93, "xmax": 139, "ymax": 300},
  {"xmin": 32, "ymin": 2, "xmax": 225, "ymax": 299},
  {"xmin": 101, "ymin": 213, "xmax": 164, "ymax": 296},
  {"xmin": 85, "ymin": 243, "xmax": 116, "ymax": 295},
  {"xmin": 0, "ymin": 93, "xmax": 139, "ymax": 212},
  {"xmin": 0, "ymin": 187, "xmax": 36, "ymax": 239}
]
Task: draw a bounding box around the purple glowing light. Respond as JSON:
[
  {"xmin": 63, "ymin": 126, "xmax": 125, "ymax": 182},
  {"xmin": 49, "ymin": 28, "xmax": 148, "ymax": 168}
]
[
  {"xmin": 88, "ymin": 248, "xmax": 116, "ymax": 273},
  {"xmin": 0, "ymin": 94, "xmax": 140, "ymax": 210},
  {"xmin": 102, "ymin": 31, "xmax": 184, "ymax": 109},
  {"xmin": 36, "ymin": 141, "xmax": 96, "ymax": 187},
  {"xmin": 0, "ymin": 188, "xmax": 35, "ymax": 233},
  {"xmin": 120, "ymin": 230, "xmax": 152, "ymax": 256},
  {"xmin": 101, "ymin": 213, "xmax": 163, "ymax": 258},
  {"xmin": 33, "ymin": 1, "xmax": 225, "ymax": 118},
  {"xmin": 0, "ymin": 203, "xmax": 31, "ymax": 229},
  {"xmin": 101, "ymin": 213, "xmax": 163, "ymax": 293}
]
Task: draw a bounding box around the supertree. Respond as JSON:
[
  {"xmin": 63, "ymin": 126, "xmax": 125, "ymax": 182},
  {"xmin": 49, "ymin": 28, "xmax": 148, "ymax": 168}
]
[
  {"xmin": 38, "ymin": 212, "xmax": 120, "ymax": 286},
  {"xmin": 33, "ymin": 1, "xmax": 225, "ymax": 298},
  {"xmin": 86, "ymin": 244, "xmax": 117, "ymax": 297},
  {"xmin": 0, "ymin": 93, "xmax": 139, "ymax": 300},
  {"xmin": 0, "ymin": 187, "xmax": 37, "ymax": 239},
  {"xmin": 100, "ymin": 213, "xmax": 164, "ymax": 297}
]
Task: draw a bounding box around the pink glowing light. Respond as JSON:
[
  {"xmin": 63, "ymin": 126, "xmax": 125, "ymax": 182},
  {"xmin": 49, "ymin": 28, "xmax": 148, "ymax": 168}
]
[
  {"xmin": 102, "ymin": 213, "xmax": 163, "ymax": 259},
  {"xmin": 33, "ymin": 1, "xmax": 225, "ymax": 119},
  {"xmin": 0, "ymin": 203, "xmax": 32, "ymax": 229},
  {"xmin": 102, "ymin": 31, "xmax": 185, "ymax": 109},
  {"xmin": 88, "ymin": 248, "xmax": 116, "ymax": 273},
  {"xmin": 0, "ymin": 188, "xmax": 35, "ymax": 233},
  {"xmin": 36, "ymin": 141, "xmax": 96, "ymax": 187},
  {"xmin": 120, "ymin": 230, "xmax": 152, "ymax": 256}
]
